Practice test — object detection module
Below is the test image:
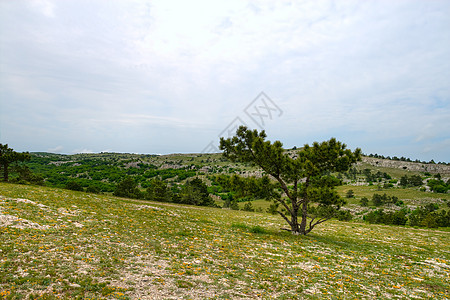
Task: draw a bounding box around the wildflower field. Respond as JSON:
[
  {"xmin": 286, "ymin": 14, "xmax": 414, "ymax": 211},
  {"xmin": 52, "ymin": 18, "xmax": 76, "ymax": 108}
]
[{"xmin": 1, "ymin": 183, "xmax": 449, "ymax": 299}]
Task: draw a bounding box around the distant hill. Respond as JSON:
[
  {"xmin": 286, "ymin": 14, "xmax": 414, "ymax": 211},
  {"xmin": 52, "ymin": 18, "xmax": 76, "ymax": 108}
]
[
  {"xmin": 30, "ymin": 151, "xmax": 450, "ymax": 176},
  {"xmin": 361, "ymin": 156, "xmax": 450, "ymax": 175}
]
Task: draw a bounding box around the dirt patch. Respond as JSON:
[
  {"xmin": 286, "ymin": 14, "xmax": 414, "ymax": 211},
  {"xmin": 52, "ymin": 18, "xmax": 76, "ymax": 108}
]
[{"xmin": 112, "ymin": 256, "xmax": 219, "ymax": 299}]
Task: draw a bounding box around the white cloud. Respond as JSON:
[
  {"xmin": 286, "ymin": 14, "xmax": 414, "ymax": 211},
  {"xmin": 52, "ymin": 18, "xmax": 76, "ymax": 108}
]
[
  {"xmin": 1, "ymin": 0, "xmax": 449, "ymax": 161},
  {"xmin": 47, "ymin": 145, "xmax": 63, "ymax": 153},
  {"xmin": 71, "ymin": 148, "xmax": 94, "ymax": 154},
  {"xmin": 30, "ymin": 0, "xmax": 55, "ymax": 18}
]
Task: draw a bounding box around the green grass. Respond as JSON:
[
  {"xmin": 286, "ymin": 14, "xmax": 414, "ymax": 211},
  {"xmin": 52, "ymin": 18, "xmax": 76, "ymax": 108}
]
[{"xmin": 1, "ymin": 183, "xmax": 449, "ymax": 299}]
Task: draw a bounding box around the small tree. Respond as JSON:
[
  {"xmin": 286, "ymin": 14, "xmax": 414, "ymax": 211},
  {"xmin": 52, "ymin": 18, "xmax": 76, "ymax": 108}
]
[
  {"xmin": 11, "ymin": 165, "xmax": 44, "ymax": 185},
  {"xmin": 345, "ymin": 190, "xmax": 354, "ymax": 198},
  {"xmin": 220, "ymin": 126, "xmax": 361, "ymax": 235},
  {"xmin": 180, "ymin": 178, "xmax": 215, "ymax": 207},
  {"xmin": 360, "ymin": 197, "xmax": 369, "ymax": 207},
  {"xmin": 146, "ymin": 178, "xmax": 171, "ymax": 202},
  {"xmin": 372, "ymin": 194, "xmax": 383, "ymax": 206},
  {"xmin": 399, "ymin": 176, "xmax": 408, "ymax": 187},
  {"xmin": 229, "ymin": 199, "xmax": 239, "ymax": 210},
  {"xmin": 0, "ymin": 144, "xmax": 30, "ymax": 181},
  {"xmin": 243, "ymin": 201, "xmax": 255, "ymax": 212},
  {"xmin": 114, "ymin": 177, "xmax": 142, "ymax": 199}
]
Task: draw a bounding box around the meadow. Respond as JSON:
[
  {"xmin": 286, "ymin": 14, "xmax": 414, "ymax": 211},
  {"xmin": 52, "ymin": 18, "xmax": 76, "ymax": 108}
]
[{"xmin": 1, "ymin": 182, "xmax": 449, "ymax": 299}]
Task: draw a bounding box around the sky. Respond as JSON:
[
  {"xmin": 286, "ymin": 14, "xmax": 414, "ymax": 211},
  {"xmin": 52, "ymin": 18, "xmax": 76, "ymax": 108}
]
[{"xmin": 0, "ymin": 0, "xmax": 449, "ymax": 162}]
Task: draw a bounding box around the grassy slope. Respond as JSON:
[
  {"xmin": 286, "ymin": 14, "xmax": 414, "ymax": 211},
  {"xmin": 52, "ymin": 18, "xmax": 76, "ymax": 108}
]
[{"xmin": 1, "ymin": 183, "xmax": 449, "ymax": 299}]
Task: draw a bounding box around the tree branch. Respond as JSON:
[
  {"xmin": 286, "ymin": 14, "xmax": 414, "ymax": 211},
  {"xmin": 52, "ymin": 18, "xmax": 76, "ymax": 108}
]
[
  {"xmin": 277, "ymin": 210, "xmax": 292, "ymax": 227},
  {"xmin": 307, "ymin": 216, "xmax": 332, "ymax": 234}
]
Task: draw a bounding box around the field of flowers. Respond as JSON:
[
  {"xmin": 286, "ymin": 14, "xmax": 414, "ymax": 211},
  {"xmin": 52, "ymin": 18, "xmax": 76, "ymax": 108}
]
[{"xmin": 1, "ymin": 182, "xmax": 449, "ymax": 299}]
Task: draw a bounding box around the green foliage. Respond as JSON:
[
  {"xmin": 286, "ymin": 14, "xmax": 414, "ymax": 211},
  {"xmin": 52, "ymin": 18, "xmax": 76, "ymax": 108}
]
[
  {"xmin": 243, "ymin": 201, "xmax": 255, "ymax": 212},
  {"xmin": 19, "ymin": 153, "xmax": 199, "ymax": 193},
  {"xmin": 229, "ymin": 199, "xmax": 239, "ymax": 210},
  {"xmin": 10, "ymin": 165, "xmax": 44, "ymax": 185},
  {"xmin": 427, "ymin": 179, "xmax": 449, "ymax": 193},
  {"xmin": 179, "ymin": 178, "xmax": 215, "ymax": 207},
  {"xmin": 231, "ymin": 223, "xmax": 268, "ymax": 234},
  {"xmin": 408, "ymin": 206, "xmax": 450, "ymax": 228},
  {"xmin": 360, "ymin": 197, "xmax": 369, "ymax": 207},
  {"xmin": 362, "ymin": 169, "xmax": 391, "ymax": 183},
  {"xmin": 215, "ymin": 174, "xmax": 280, "ymax": 201},
  {"xmin": 86, "ymin": 185, "xmax": 101, "ymax": 194},
  {"xmin": 364, "ymin": 209, "xmax": 408, "ymax": 226},
  {"xmin": 400, "ymin": 175, "xmax": 423, "ymax": 187},
  {"xmin": 371, "ymin": 193, "xmax": 400, "ymax": 207},
  {"xmin": 220, "ymin": 126, "xmax": 361, "ymax": 235},
  {"xmin": 266, "ymin": 202, "xmax": 280, "ymax": 215},
  {"xmin": 113, "ymin": 177, "xmax": 142, "ymax": 199},
  {"xmin": 145, "ymin": 178, "xmax": 171, "ymax": 202},
  {"xmin": 0, "ymin": 144, "xmax": 30, "ymax": 181},
  {"xmin": 336, "ymin": 210, "xmax": 353, "ymax": 221},
  {"xmin": 345, "ymin": 189, "xmax": 354, "ymax": 198},
  {"xmin": 249, "ymin": 225, "xmax": 267, "ymax": 234},
  {"xmin": 65, "ymin": 181, "xmax": 84, "ymax": 192},
  {"xmin": 363, "ymin": 202, "xmax": 449, "ymax": 228}
]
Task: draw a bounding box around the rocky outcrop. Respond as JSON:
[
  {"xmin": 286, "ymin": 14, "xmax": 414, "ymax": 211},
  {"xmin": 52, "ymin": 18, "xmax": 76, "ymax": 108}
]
[{"xmin": 360, "ymin": 157, "xmax": 450, "ymax": 175}]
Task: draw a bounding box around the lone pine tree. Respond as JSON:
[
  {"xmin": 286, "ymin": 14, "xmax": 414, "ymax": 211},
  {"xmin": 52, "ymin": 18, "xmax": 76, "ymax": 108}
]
[{"xmin": 220, "ymin": 126, "xmax": 361, "ymax": 235}]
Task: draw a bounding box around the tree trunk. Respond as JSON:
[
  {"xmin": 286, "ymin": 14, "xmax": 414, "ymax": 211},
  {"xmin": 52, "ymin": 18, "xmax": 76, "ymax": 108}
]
[
  {"xmin": 2, "ymin": 162, "xmax": 8, "ymax": 182},
  {"xmin": 290, "ymin": 211, "xmax": 299, "ymax": 234},
  {"xmin": 287, "ymin": 201, "xmax": 301, "ymax": 234},
  {"xmin": 299, "ymin": 201, "xmax": 308, "ymax": 235}
]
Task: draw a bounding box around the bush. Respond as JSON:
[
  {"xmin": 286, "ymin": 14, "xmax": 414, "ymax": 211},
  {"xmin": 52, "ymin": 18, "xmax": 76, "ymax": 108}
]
[
  {"xmin": 408, "ymin": 206, "xmax": 450, "ymax": 228},
  {"xmin": 113, "ymin": 177, "xmax": 142, "ymax": 199},
  {"xmin": 66, "ymin": 181, "xmax": 84, "ymax": 192},
  {"xmin": 86, "ymin": 185, "xmax": 101, "ymax": 194},
  {"xmin": 179, "ymin": 178, "xmax": 215, "ymax": 206},
  {"xmin": 249, "ymin": 225, "xmax": 267, "ymax": 234},
  {"xmin": 364, "ymin": 209, "xmax": 407, "ymax": 225},
  {"xmin": 360, "ymin": 197, "xmax": 369, "ymax": 207},
  {"xmin": 242, "ymin": 201, "xmax": 255, "ymax": 212},
  {"xmin": 11, "ymin": 166, "xmax": 44, "ymax": 185},
  {"xmin": 391, "ymin": 210, "xmax": 408, "ymax": 225},
  {"xmin": 427, "ymin": 179, "xmax": 449, "ymax": 193},
  {"xmin": 230, "ymin": 199, "xmax": 239, "ymax": 210},
  {"xmin": 383, "ymin": 183, "xmax": 394, "ymax": 189},
  {"xmin": 336, "ymin": 210, "xmax": 352, "ymax": 221}
]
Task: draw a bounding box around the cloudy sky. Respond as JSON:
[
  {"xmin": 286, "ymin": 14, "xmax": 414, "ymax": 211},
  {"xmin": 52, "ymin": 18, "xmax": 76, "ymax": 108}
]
[{"xmin": 1, "ymin": 0, "xmax": 449, "ymax": 161}]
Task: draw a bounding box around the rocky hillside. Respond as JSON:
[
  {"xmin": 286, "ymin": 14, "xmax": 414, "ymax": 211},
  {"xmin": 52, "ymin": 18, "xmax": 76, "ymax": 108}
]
[{"xmin": 361, "ymin": 157, "xmax": 450, "ymax": 175}]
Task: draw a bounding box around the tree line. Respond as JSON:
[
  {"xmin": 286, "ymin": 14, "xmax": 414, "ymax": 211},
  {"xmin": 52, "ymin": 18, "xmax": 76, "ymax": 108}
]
[{"xmin": 367, "ymin": 153, "xmax": 449, "ymax": 165}]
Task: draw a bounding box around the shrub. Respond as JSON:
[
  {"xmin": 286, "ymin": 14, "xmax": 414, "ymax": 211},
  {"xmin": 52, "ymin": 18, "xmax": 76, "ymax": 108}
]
[
  {"xmin": 113, "ymin": 177, "xmax": 142, "ymax": 199},
  {"xmin": 66, "ymin": 181, "xmax": 84, "ymax": 192},
  {"xmin": 243, "ymin": 201, "xmax": 255, "ymax": 212},
  {"xmin": 229, "ymin": 199, "xmax": 239, "ymax": 210},
  {"xmin": 336, "ymin": 210, "xmax": 352, "ymax": 221},
  {"xmin": 345, "ymin": 190, "xmax": 354, "ymax": 198},
  {"xmin": 249, "ymin": 225, "xmax": 267, "ymax": 234},
  {"xmin": 360, "ymin": 197, "xmax": 369, "ymax": 207},
  {"xmin": 86, "ymin": 185, "xmax": 101, "ymax": 194},
  {"xmin": 408, "ymin": 206, "xmax": 450, "ymax": 228}
]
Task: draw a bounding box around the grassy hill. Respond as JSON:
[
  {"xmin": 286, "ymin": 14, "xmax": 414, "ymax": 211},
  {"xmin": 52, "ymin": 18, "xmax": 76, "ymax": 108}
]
[{"xmin": 1, "ymin": 183, "xmax": 449, "ymax": 299}]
